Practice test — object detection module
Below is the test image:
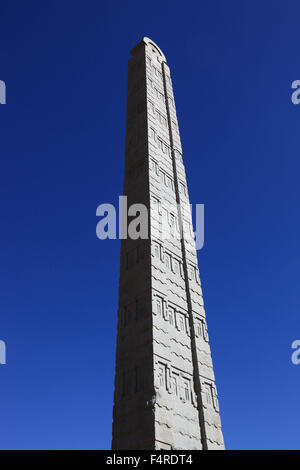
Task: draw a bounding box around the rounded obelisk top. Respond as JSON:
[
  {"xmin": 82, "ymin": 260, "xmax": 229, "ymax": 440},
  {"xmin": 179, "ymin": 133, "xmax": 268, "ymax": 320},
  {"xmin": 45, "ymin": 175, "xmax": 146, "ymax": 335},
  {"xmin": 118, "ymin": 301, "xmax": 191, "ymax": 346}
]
[
  {"xmin": 142, "ymin": 37, "xmax": 166, "ymax": 62},
  {"xmin": 130, "ymin": 37, "xmax": 167, "ymax": 63}
]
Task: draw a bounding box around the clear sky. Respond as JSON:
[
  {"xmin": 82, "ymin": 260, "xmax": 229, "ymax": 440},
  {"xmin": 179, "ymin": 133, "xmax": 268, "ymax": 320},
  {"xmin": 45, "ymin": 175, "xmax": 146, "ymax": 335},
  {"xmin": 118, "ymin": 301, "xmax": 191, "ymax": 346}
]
[{"xmin": 0, "ymin": 0, "xmax": 300, "ymax": 450}]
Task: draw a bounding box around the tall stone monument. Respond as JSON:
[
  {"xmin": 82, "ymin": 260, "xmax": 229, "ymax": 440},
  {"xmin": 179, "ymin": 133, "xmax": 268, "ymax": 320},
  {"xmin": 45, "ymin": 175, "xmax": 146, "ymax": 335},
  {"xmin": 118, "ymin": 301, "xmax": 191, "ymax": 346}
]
[{"xmin": 112, "ymin": 37, "xmax": 225, "ymax": 450}]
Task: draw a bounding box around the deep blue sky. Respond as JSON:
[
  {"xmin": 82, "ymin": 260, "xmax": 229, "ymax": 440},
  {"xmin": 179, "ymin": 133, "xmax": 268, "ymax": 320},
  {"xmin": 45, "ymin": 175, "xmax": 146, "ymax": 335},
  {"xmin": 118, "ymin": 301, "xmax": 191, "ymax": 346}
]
[{"xmin": 1, "ymin": 0, "xmax": 300, "ymax": 450}]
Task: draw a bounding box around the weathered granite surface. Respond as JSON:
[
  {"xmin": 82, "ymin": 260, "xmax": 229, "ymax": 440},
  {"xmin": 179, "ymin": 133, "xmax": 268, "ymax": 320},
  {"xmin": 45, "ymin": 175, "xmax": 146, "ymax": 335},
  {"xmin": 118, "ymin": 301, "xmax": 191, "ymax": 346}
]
[{"xmin": 111, "ymin": 38, "xmax": 225, "ymax": 450}]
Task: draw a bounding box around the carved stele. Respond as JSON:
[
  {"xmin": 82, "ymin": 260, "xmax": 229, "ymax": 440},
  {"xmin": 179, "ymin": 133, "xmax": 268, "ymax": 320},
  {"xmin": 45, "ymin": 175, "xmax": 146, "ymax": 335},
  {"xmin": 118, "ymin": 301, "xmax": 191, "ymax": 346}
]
[{"xmin": 111, "ymin": 38, "xmax": 225, "ymax": 450}]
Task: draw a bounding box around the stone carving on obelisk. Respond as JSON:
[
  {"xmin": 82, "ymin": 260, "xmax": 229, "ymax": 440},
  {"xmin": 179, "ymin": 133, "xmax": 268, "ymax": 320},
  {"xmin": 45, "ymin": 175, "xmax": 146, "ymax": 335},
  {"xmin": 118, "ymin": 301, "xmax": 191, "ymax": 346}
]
[{"xmin": 111, "ymin": 38, "xmax": 225, "ymax": 450}]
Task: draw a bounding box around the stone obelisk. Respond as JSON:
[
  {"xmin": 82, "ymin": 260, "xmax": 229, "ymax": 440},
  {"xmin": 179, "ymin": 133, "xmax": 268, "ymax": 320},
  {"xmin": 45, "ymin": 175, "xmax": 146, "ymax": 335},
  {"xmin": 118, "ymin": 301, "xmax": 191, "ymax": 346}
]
[{"xmin": 112, "ymin": 38, "xmax": 225, "ymax": 450}]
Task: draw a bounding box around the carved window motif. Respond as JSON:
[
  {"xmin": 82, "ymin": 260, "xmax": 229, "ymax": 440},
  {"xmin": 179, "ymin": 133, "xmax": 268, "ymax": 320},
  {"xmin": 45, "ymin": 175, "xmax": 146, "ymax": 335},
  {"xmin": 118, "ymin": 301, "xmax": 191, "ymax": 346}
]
[
  {"xmin": 157, "ymin": 364, "xmax": 166, "ymax": 388},
  {"xmin": 155, "ymin": 243, "xmax": 160, "ymax": 258},
  {"xmin": 156, "ymin": 135, "xmax": 171, "ymax": 157},
  {"xmin": 171, "ymin": 373, "xmax": 179, "ymax": 397},
  {"xmin": 150, "ymin": 127, "xmax": 156, "ymax": 141},
  {"xmin": 154, "ymin": 88, "xmax": 164, "ymax": 101},
  {"xmin": 195, "ymin": 318, "xmax": 208, "ymax": 341},
  {"xmin": 192, "ymin": 266, "xmax": 196, "ymax": 280},
  {"xmin": 148, "ymin": 77, "xmax": 153, "ymax": 89},
  {"xmin": 161, "ymin": 207, "xmax": 168, "ymax": 226},
  {"xmin": 183, "ymin": 379, "xmax": 191, "ymax": 402},
  {"xmin": 195, "ymin": 267, "xmax": 200, "ymax": 284},
  {"xmin": 153, "ymin": 242, "xmax": 159, "ymax": 258},
  {"xmin": 178, "ymin": 313, "xmax": 185, "ymax": 332},
  {"xmin": 212, "ymin": 385, "xmax": 219, "ymax": 412},
  {"xmin": 195, "ymin": 320, "xmax": 202, "ymax": 338},
  {"xmin": 169, "ymin": 213, "xmax": 175, "ymax": 227},
  {"xmin": 175, "ymin": 150, "xmax": 182, "ymax": 161},
  {"xmin": 172, "ymin": 120, "xmax": 179, "ymax": 134},
  {"xmin": 156, "ymin": 110, "xmax": 167, "ymax": 127},
  {"xmin": 183, "ymin": 220, "xmax": 193, "ymax": 238},
  {"xmin": 165, "ymin": 175, "xmax": 173, "ymax": 190},
  {"xmin": 179, "ymin": 182, "xmax": 186, "ymax": 196},
  {"xmin": 188, "ymin": 265, "xmax": 194, "ymax": 280},
  {"xmin": 154, "ymin": 67, "xmax": 162, "ymax": 80},
  {"xmin": 169, "ymin": 307, "xmax": 175, "ymax": 326},
  {"xmin": 148, "ymin": 100, "xmax": 155, "ymax": 115},
  {"xmin": 179, "ymin": 262, "xmax": 184, "ymax": 278},
  {"xmin": 150, "ymin": 158, "xmax": 158, "ymax": 174},
  {"xmin": 186, "ymin": 318, "xmax": 190, "ymax": 336},
  {"xmin": 157, "ymin": 200, "xmax": 162, "ymax": 215},
  {"xmin": 159, "ymin": 169, "xmax": 164, "ymax": 184},
  {"xmin": 168, "ymin": 96, "xmax": 174, "ymax": 108},
  {"xmin": 204, "ymin": 383, "xmax": 213, "ymax": 406},
  {"xmin": 160, "ymin": 171, "xmax": 165, "ymax": 185},
  {"xmin": 203, "ymin": 321, "xmax": 209, "ymax": 342},
  {"xmin": 153, "ymin": 242, "xmax": 162, "ymax": 260},
  {"xmin": 156, "ymin": 296, "xmax": 163, "ymax": 317},
  {"xmin": 146, "ymin": 55, "xmax": 152, "ymax": 67},
  {"xmin": 165, "ymin": 252, "xmax": 171, "ymax": 270},
  {"xmin": 151, "ymin": 196, "xmax": 160, "ymax": 213},
  {"xmin": 173, "ymin": 258, "xmax": 180, "ymax": 275}
]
